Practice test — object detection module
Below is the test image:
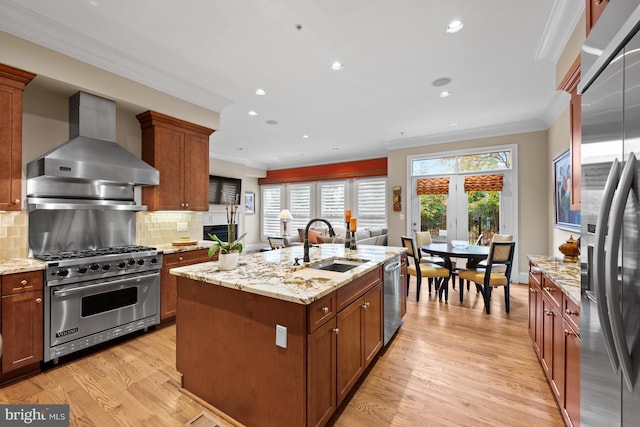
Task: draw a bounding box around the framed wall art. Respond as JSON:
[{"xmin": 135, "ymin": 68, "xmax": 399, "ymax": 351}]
[
  {"xmin": 553, "ymin": 150, "xmax": 580, "ymax": 232},
  {"xmin": 245, "ymin": 192, "xmax": 255, "ymax": 215}
]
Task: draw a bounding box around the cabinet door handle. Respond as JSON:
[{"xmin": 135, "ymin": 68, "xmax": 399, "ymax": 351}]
[
  {"xmin": 543, "ymin": 287, "xmax": 555, "ymax": 292},
  {"xmin": 361, "ymin": 302, "xmax": 370, "ymax": 309},
  {"xmin": 35, "ymin": 298, "xmax": 42, "ymax": 304},
  {"xmin": 181, "ymin": 203, "xmax": 185, "ymax": 207},
  {"xmin": 12, "ymin": 199, "xmax": 20, "ymax": 205},
  {"xmin": 20, "ymin": 280, "xmax": 27, "ymax": 286},
  {"xmin": 529, "ymin": 288, "xmax": 537, "ymax": 293},
  {"xmin": 564, "ymin": 329, "xmax": 577, "ymax": 337},
  {"xmin": 332, "ymin": 328, "xmax": 339, "ymax": 334},
  {"xmin": 565, "ymin": 309, "xmax": 578, "ymax": 316},
  {"xmin": 321, "ymin": 306, "xmax": 329, "ymax": 314},
  {"xmin": 544, "ymin": 309, "xmax": 553, "ymax": 316},
  {"xmin": 185, "ymin": 203, "xmax": 189, "ymax": 207},
  {"xmin": 595, "ymin": 0, "xmax": 604, "ymax": 4},
  {"xmin": 179, "ymin": 256, "xmax": 184, "ymax": 261}
]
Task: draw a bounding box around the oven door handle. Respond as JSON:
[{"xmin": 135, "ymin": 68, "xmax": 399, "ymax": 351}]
[{"xmin": 52, "ymin": 272, "xmax": 159, "ymax": 297}]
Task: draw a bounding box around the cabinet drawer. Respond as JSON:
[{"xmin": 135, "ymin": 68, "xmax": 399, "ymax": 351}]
[
  {"xmin": 337, "ymin": 268, "xmax": 381, "ymax": 312},
  {"xmin": 541, "ymin": 275, "xmax": 562, "ymax": 309},
  {"xmin": 308, "ymin": 291, "xmax": 336, "ymax": 333},
  {"xmin": 2, "ymin": 271, "xmax": 43, "ymax": 295},
  {"xmin": 563, "ymin": 295, "xmax": 580, "ymax": 332},
  {"xmin": 164, "ymin": 248, "xmax": 211, "ymax": 265},
  {"xmin": 529, "ymin": 264, "xmax": 542, "ymax": 287}
]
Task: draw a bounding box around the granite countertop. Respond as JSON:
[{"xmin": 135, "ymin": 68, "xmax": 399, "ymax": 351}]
[
  {"xmin": 528, "ymin": 255, "xmax": 580, "ymax": 305},
  {"xmin": 170, "ymin": 243, "xmax": 406, "ymax": 305},
  {"xmin": 0, "ymin": 258, "xmax": 47, "ymax": 275},
  {"xmin": 154, "ymin": 240, "xmax": 214, "ymax": 255}
]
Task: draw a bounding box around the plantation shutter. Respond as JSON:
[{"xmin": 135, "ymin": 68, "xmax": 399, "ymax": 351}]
[
  {"xmin": 319, "ymin": 181, "xmax": 346, "ymax": 226},
  {"xmin": 356, "ymin": 178, "xmax": 387, "ymax": 228},
  {"xmin": 262, "ymin": 186, "xmax": 282, "ymax": 238},
  {"xmin": 289, "ymin": 183, "xmax": 313, "ymax": 231},
  {"xmin": 416, "ymin": 177, "xmax": 450, "ymax": 195},
  {"xmin": 464, "ymin": 174, "xmax": 504, "ymax": 192}
]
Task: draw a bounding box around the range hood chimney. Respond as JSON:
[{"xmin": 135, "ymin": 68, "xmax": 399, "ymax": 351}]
[{"xmin": 27, "ymin": 91, "xmax": 159, "ymax": 186}]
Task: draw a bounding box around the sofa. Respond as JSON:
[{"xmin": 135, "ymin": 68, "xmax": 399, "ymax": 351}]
[{"xmin": 285, "ymin": 226, "xmax": 388, "ymax": 246}]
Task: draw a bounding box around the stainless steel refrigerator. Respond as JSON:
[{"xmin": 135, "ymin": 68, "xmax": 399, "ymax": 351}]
[{"xmin": 579, "ymin": 1, "xmax": 640, "ymax": 425}]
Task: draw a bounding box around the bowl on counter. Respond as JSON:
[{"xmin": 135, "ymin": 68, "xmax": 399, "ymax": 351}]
[{"xmin": 451, "ymin": 240, "xmax": 469, "ymax": 248}]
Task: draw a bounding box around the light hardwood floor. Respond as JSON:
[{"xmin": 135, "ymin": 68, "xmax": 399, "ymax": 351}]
[{"xmin": 0, "ymin": 278, "xmax": 564, "ymax": 426}]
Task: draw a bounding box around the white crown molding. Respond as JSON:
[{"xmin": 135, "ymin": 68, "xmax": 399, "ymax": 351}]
[
  {"xmin": 540, "ymin": 90, "xmax": 571, "ymax": 126},
  {"xmin": 534, "ymin": 0, "xmax": 585, "ymax": 61},
  {"xmin": 0, "ymin": 0, "xmax": 233, "ymax": 112},
  {"xmin": 382, "ymin": 119, "xmax": 549, "ymax": 151}
]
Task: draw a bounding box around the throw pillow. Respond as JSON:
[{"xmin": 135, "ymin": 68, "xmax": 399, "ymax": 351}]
[{"xmin": 308, "ymin": 229, "xmax": 321, "ymax": 244}]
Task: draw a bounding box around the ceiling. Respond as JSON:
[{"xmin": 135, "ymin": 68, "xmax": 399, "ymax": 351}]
[{"xmin": 0, "ymin": 0, "xmax": 583, "ymax": 170}]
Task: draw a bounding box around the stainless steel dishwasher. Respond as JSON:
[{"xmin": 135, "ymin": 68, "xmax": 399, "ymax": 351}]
[{"xmin": 383, "ymin": 256, "xmax": 402, "ymax": 345}]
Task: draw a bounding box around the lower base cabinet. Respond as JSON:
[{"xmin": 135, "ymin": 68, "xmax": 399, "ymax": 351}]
[
  {"xmin": 528, "ymin": 262, "xmax": 580, "ymax": 427},
  {"xmin": 0, "ymin": 271, "xmax": 43, "ymax": 378},
  {"xmin": 160, "ymin": 249, "xmax": 211, "ymax": 321}
]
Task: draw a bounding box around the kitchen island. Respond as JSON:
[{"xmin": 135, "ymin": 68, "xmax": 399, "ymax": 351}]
[{"xmin": 170, "ymin": 244, "xmax": 406, "ymax": 427}]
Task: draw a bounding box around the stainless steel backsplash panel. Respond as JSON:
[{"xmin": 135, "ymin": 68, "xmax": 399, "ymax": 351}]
[{"xmin": 29, "ymin": 210, "xmax": 136, "ymax": 254}]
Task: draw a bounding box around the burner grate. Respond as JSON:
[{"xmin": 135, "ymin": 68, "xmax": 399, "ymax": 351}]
[{"xmin": 35, "ymin": 245, "xmax": 156, "ymax": 262}]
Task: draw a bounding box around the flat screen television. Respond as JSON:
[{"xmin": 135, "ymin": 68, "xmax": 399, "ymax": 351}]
[{"xmin": 208, "ymin": 175, "xmax": 242, "ymax": 205}]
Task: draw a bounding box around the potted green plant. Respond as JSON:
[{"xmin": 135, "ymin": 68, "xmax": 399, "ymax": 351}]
[{"xmin": 208, "ymin": 194, "xmax": 247, "ymax": 270}]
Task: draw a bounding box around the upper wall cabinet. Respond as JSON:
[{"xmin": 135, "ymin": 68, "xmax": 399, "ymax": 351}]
[
  {"xmin": 0, "ymin": 64, "xmax": 35, "ymax": 211},
  {"xmin": 137, "ymin": 111, "xmax": 214, "ymax": 211},
  {"xmin": 587, "ymin": 0, "xmax": 610, "ymax": 35},
  {"xmin": 559, "ymin": 57, "xmax": 581, "ymax": 210}
]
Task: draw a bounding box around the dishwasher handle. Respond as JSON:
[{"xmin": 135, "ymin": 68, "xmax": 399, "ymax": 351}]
[{"xmin": 384, "ymin": 261, "xmax": 401, "ymax": 273}]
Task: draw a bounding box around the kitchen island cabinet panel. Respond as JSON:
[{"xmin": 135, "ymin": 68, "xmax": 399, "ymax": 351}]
[
  {"xmin": 0, "ymin": 64, "xmax": 35, "ymax": 211},
  {"xmin": 308, "ymin": 317, "xmax": 337, "ymax": 427},
  {"xmin": 336, "ymin": 292, "xmax": 365, "ymax": 405},
  {"xmin": 160, "ymin": 248, "xmax": 210, "ymax": 322}
]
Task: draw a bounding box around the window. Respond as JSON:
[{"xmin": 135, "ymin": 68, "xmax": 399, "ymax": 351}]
[
  {"xmin": 355, "ymin": 178, "xmax": 387, "ymax": 228},
  {"xmin": 261, "ymin": 185, "xmax": 282, "ymax": 238},
  {"xmin": 288, "ymin": 183, "xmax": 313, "ymax": 232},
  {"xmin": 319, "ymin": 181, "xmax": 346, "ymax": 226}
]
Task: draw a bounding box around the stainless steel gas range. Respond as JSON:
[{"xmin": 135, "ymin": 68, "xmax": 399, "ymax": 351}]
[
  {"xmin": 25, "ymin": 91, "xmax": 162, "ymax": 363},
  {"xmin": 35, "ymin": 246, "xmax": 162, "ymax": 363}
]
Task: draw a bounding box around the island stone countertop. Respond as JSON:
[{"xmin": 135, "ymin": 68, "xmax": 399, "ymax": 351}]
[
  {"xmin": 170, "ymin": 243, "xmax": 406, "ymax": 305},
  {"xmin": 528, "ymin": 255, "xmax": 580, "ymax": 305},
  {"xmin": 0, "ymin": 258, "xmax": 47, "ymax": 275}
]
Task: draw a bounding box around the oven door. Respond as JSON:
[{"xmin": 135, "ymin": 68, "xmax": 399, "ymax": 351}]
[{"xmin": 48, "ymin": 272, "xmax": 159, "ymax": 348}]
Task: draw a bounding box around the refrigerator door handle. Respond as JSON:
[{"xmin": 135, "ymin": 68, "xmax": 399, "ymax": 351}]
[{"xmin": 605, "ymin": 152, "xmax": 636, "ymax": 392}]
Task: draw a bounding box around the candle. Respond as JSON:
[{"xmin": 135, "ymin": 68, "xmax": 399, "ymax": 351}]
[
  {"xmin": 349, "ymin": 218, "xmax": 357, "ymax": 231},
  {"xmin": 345, "ymin": 210, "xmax": 351, "ymax": 222}
]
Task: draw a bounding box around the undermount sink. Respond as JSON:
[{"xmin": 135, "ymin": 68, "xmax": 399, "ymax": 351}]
[{"xmin": 309, "ymin": 258, "xmax": 368, "ymax": 273}]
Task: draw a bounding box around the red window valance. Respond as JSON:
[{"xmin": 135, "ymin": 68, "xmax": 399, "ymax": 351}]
[
  {"xmin": 464, "ymin": 174, "xmax": 504, "ymax": 192},
  {"xmin": 416, "ymin": 178, "xmax": 450, "ymax": 195}
]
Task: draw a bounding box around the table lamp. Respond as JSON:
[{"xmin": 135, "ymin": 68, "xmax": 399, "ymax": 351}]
[{"xmin": 278, "ymin": 209, "xmax": 293, "ymax": 236}]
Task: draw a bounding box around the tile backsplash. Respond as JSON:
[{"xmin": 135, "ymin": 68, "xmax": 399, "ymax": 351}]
[
  {"xmin": 0, "ymin": 211, "xmax": 29, "ymax": 260},
  {"xmin": 136, "ymin": 211, "xmax": 203, "ymax": 246}
]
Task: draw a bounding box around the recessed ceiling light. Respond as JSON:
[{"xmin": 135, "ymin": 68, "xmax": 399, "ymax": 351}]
[
  {"xmin": 450, "ymin": 123, "xmax": 459, "ymax": 127},
  {"xmin": 237, "ymin": 147, "xmax": 244, "ymax": 151},
  {"xmin": 255, "ymin": 88, "xmax": 266, "ymax": 96},
  {"xmin": 89, "ymin": 0, "xmax": 99, "ymax": 6},
  {"xmin": 266, "ymin": 120, "xmax": 279, "ymax": 125},
  {"xmin": 446, "ymin": 19, "xmax": 464, "ymax": 33},
  {"xmin": 331, "ymin": 61, "xmax": 343, "ymax": 71},
  {"xmin": 331, "ymin": 148, "xmax": 340, "ymax": 152},
  {"xmin": 302, "ymin": 134, "xmax": 309, "ymax": 139},
  {"xmin": 432, "ymin": 77, "xmax": 452, "ymax": 87},
  {"xmin": 248, "ymin": 110, "xmax": 258, "ymax": 116},
  {"xmin": 440, "ymin": 91, "xmax": 452, "ymax": 98}
]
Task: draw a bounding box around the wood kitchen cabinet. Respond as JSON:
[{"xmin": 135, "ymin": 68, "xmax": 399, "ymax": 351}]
[
  {"xmin": 528, "ymin": 262, "xmax": 580, "ymax": 427},
  {"xmin": 137, "ymin": 111, "xmax": 214, "ymax": 211},
  {"xmin": 160, "ymin": 248, "xmax": 211, "ymax": 322},
  {"xmin": 559, "ymin": 57, "xmax": 581, "ymax": 211},
  {"xmin": 400, "ymin": 253, "xmax": 407, "ymax": 317},
  {"xmin": 308, "ymin": 317, "xmax": 337, "ymax": 427},
  {"xmin": 0, "ymin": 271, "xmax": 43, "ymax": 377},
  {"xmin": 586, "ymin": 0, "xmax": 610, "ymax": 35},
  {"xmin": 0, "ymin": 64, "xmax": 35, "ymax": 211}
]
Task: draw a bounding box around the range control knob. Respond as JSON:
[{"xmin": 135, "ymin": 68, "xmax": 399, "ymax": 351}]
[
  {"xmin": 56, "ymin": 268, "xmax": 69, "ymax": 277},
  {"xmin": 128, "ymin": 258, "xmax": 136, "ymax": 266},
  {"xmin": 90, "ymin": 263, "xmax": 100, "ymax": 271},
  {"xmin": 102, "ymin": 264, "xmax": 111, "ymax": 271},
  {"xmin": 78, "ymin": 266, "xmax": 88, "ymax": 274},
  {"xmin": 150, "ymin": 257, "xmax": 158, "ymax": 264},
  {"xmin": 137, "ymin": 259, "xmax": 145, "ymax": 266},
  {"xmin": 118, "ymin": 261, "xmax": 127, "ymax": 269}
]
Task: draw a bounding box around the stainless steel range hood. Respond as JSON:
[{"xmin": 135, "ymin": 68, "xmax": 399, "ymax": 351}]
[
  {"xmin": 26, "ymin": 91, "xmax": 159, "ymax": 211},
  {"xmin": 27, "ymin": 91, "xmax": 159, "ymax": 186}
]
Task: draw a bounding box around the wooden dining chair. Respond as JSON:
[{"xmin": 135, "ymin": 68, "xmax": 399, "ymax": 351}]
[
  {"xmin": 457, "ymin": 241, "xmax": 516, "ymax": 314},
  {"xmin": 401, "ymin": 236, "xmax": 450, "ymax": 302}
]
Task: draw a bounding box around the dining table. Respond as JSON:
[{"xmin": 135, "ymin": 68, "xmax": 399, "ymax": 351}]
[{"xmin": 420, "ymin": 243, "xmax": 490, "ymax": 303}]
